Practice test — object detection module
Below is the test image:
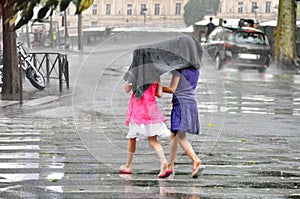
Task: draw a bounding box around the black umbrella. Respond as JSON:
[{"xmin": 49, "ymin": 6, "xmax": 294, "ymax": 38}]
[{"xmin": 123, "ymin": 35, "xmax": 203, "ymax": 99}]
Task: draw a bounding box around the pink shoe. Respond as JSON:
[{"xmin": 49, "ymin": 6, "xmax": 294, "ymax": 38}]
[
  {"xmin": 158, "ymin": 169, "xmax": 173, "ymax": 178},
  {"xmin": 119, "ymin": 165, "xmax": 132, "ymax": 174}
]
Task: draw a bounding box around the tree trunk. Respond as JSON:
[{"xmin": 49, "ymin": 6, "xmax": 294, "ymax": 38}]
[
  {"xmin": 78, "ymin": 13, "xmax": 83, "ymax": 51},
  {"xmin": 274, "ymin": 0, "xmax": 297, "ymax": 67},
  {"xmin": 1, "ymin": 2, "xmax": 20, "ymax": 98}
]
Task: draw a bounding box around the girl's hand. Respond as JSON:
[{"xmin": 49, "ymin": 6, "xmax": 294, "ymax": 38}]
[
  {"xmin": 162, "ymin": 74, "xmax": 180, "ymax": 94},
  {"xmin": 124, "ymin": 82, "xmax": 132, "ymax": 93}
]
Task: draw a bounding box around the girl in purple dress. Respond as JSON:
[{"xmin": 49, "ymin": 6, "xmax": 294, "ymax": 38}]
[
  {"xmin": 163, "ymin": 66, "xmax": 204, "ymax": 178},
  {"xmin": 119, "ymin": 79, "xmax": 172, "ymax": 178}
]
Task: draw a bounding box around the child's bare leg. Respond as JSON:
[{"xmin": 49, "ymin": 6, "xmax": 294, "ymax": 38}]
[
  {"xmin": 147, "ymin": 135, "xmax": 168, "ymax": 175},
  {"xmin": 120, "ymin": 138, "xmax": 136, "ymax": 173},
  {"xmin": 168, "ymin": 133, "xmax": 178, "ymax": 171},
  {"xmin": 175, "ymin": 133, "xmax": 201, "ymax": 170}
]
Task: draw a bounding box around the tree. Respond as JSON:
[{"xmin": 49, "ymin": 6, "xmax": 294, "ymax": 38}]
[
  {"xmin": 274, "ymin": 0, "xmax": 298, "ymax": 67},
  {"xmin": 1, "ymin": 0, "xmax": 19, "ymax": 97},
  {"xmin": 297, "ymin": 3, "xmax": 300, "ymax": 19},
  {"xmin": 183, "ymin": 0, "xmax": 220, "ymax": 27},
  {"xmin": 0, "ymin": 0, "xmax": 94, "ymax": 98}
]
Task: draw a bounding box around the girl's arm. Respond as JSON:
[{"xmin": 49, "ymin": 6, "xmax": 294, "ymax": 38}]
[
  {"xmin": 155, "ymin": 78, "xmax": 163, "ymax": 98},
  {"xmin": 162, "ymin": 74, "xmax": 180, "ymax": 94},
  {"xmin": 124, "ymin": 82, "xmax": 132, "ymax": 93}
]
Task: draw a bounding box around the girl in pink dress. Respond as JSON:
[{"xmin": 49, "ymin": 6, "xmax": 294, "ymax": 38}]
[{"xmin": 119, "ymin": 79, "xmax": 172, "ymax": 178}]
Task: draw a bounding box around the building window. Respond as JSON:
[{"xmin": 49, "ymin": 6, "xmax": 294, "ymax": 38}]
[
  {"xmin": 251, "ymin": 2, "xmax": 258, "ymax": 13},
  {"xmin": 91, "ymin": 22, "xmax": 97, "ymax": 26},
  {"xmin": 265, "ymin": 1, "xmax": 271, "ymax": 13},
  {"xmin": 238, "ymin": 2, "xmax": 243, "ymax": 13},
  {"xmin": 140, "ymin": 4, "xmax": 146, "ymax": 15},
  {"xmin": 127, "ymin": 4, "xmax": 132, "ymax": 15},
  {"xmin": 106, "ymin": 4, "xmax": 111, "ymax": 15},
  {"xmin": 154, "ymin": 4, "xmax": 160, "ymax": 15},
  {"xmin": 175, "ymin": 3, "xmax": 181, "ymax": 15},
  {"xmin": 92, "ymin": 3, "xmax": 97, "ymax": 15}
]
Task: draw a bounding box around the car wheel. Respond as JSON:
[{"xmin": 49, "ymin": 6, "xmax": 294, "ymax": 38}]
[
  {"xmin": 258, "ymin": 67, "xmax": 266, "ymax": 73},
  {"xmin": 215, "ymin": 54, "xmax": 223, "ymax": 70}
]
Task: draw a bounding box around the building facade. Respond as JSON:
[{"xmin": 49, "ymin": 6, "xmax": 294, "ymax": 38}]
[
  {"xmin": 51, "ymin": 0, "xmax": 279, "ymax": 36},
  {"xmin": 52, "ymin": 0, "xmax": 188, "ymax": 35},
  {"xmin": 217, "ymin": 0, "xmax": 279, "ymax": 22}
]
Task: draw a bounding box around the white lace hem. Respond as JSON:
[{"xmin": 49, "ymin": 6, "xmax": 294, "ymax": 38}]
[{"xmin": 127, "ymin": 122, "xmax": 171, "ymax": 141}]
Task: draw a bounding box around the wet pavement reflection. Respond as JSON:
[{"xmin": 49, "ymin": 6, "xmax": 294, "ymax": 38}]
[{"xmin": 221, "ymin": 71, "xmax": 300, "ymax": 116}]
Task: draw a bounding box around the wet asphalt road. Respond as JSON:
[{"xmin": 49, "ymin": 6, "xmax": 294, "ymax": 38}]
[{"xmin": 0, "ymin": 32, "xmax": 300, "ymax": 198}]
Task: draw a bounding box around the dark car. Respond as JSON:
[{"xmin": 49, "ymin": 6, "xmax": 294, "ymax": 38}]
[{"xmin": 202, "ymin": 26, "xmax": 271, "ymax": 73}]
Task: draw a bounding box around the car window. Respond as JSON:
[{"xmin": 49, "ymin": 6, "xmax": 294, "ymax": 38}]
[
  {"xmin": 214, "ymin": 29, "xmax": 224, "ymax": 41},
  {"xmin": 223, "ymin": 30, "xmax": 233, "ymax": 41},
  {"xmin": 207, "ymin": 29, "xmax": 216, "ymax": 42},
  {"xmin": 236, "ymin": 31, "xmax": 266, "ymax": 45},
  {"xmin": 208, "ymin": 27, "xmax": 222, "ymax": 41}
]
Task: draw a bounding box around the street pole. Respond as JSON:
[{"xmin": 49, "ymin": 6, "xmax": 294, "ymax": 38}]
[
  {"xmin": 25, "ymin": 24, "xmax": 30, "ymax": 49},
  {"xmin": 254, "ymin": 5, "xmax": 259, "ymax": 19},
  {"xmin": 143, "ymin": 7, "xmax": 148, "ymax": 25},
  {"xmin": 64, "ymin": 10, "xmax": 69, "ymax": 48},
  {"xmin": 49, "ymin": 16, "xmax": 54, "ymax": 48},
  {"xmin": 78, "ymin": 14, "xmax": 83, "ymax": 51}
]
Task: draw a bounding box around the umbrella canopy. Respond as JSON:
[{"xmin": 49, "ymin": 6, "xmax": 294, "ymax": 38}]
[{"xmin": 123, "ymin": 35, "xmax": 203, "ymax": 99}]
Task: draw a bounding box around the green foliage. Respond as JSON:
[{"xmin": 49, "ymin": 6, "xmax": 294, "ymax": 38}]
[
  {"xmin": 297, "ymin": 4, "xmax": 300, "ymax": 20},
  {"xmin": 10, "ymin": 0, "xmax": 94, "ymax": 29},
  {"xmin": 60, "ymin": 0, "xmax": 72, "ymax": 12},
  {"xmin": 183, "ymin": 0, "xmax": 220, "ymax": 27},
  {"xmin": 184, "ymin": 0, "xmax": 206, "ymax": 26}
]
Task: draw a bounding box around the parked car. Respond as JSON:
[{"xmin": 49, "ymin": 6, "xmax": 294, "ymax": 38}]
[{"xmin": 202, "ymin": 26, "xmax": 271, "ymax": 73}]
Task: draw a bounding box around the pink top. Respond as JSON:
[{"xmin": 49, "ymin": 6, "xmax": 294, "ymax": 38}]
[{"xmin": 125, "ymin": 83, "xmax": 166, "ymax": 126}]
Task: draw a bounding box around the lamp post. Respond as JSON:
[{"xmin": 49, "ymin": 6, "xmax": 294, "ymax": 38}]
[
  {"xmin": 64, "ymin": 10, "xmax": 69, "ymax": 47},
  {"xmin": 142, "ymin": 7, "xmax": 148, "ymax": 24},
  {"xmin": 253, "ymin": 5, "xmax": 259, "ymax": 19}
]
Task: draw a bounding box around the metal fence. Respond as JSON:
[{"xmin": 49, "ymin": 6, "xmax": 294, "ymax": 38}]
[{"xmin": 29, "ymin": 52, "xmax": 69, "ymax": 92}]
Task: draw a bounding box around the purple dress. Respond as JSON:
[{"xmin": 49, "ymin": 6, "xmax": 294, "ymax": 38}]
[{"xmin": 171, "ymin": 67, "xmax": 200, "ymax": 135}]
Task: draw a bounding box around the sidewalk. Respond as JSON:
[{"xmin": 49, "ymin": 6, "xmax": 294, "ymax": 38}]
[
  {"xmin": 0, "ymin": 79, "xmax": 71, "ymax": 108},
  {"xmin": 0, "ymin": 93, "xmax": 61, "ymax": 108}
]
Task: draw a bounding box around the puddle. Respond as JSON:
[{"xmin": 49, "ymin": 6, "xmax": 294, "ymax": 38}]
[
  {"xmin": 43, "ymin": 186, "xmax": 64, "ymax": 193},
  {"xmin": 0, "ymin": 145, "xmax": 40, "ymax": 150},
  {"xmin": 0, "ymin": 152, "xmax": 39, "ymax": 159},
  {"xmin": 222, "ymin": 71, "xmax": 300, "ymax": 116},
  {"xmin": 0, "ymin": 173, "xmax": 39, "ymax": 182},
  {"xmin": 0, "ymin": 163, "xmax": 39, "ymax": 169}
]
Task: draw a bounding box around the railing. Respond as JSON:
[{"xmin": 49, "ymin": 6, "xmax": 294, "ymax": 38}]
[{"xmin": 29, "ymin": 52, "xmax": 69, "ymax": 92}]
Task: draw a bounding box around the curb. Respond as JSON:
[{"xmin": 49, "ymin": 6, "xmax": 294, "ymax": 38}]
[{"xmin": 0, "ymin": 95, "xmax": 60, "ymax": 108}]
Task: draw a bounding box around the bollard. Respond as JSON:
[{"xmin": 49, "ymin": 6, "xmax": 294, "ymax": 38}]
[
  {"xmin": 59, "ymin": 56, "xmax": 62, "ymax": 92},
  {"xmin": 46, "ymin": 53, "xmax": 50, "ymax": 84},
  {"xmin": 18, "ymin": 52, "xmax": 23, "ymax": 105}
]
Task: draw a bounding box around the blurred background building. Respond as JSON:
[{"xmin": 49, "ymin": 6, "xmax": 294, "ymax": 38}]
[
  {"xmin": 52, "ymin": 0, "xmax": 189, "ymax": 36},
  {"xmin": 50, "ymin": 0, "xmax": 278, "ymax": 34},
  {"xmin": 14, "ymin": 0, "xmax": 280, "ymax": 48},
  {"xmin": 217, "ymin": 0, "xmax": 279, "ymax": 22}
]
